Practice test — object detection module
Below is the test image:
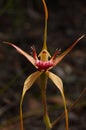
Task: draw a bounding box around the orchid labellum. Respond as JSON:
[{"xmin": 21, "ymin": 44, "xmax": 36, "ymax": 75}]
[{"xmin": 2, "ymin": 0, "xmax": 85, "ymax": 130}]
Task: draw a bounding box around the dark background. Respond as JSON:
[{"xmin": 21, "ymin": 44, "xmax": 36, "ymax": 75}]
[{"xmin": 0, "ymin": 0, "xmax": 86, "ymax": 130}]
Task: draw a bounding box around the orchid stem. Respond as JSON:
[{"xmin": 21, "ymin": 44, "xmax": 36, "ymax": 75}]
[{"xmin": 41, "ymin": 73, "xmax": 52, "ymax": 130}]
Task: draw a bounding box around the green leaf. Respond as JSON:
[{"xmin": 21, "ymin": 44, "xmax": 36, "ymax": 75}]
[
  {"xmin": 54, "ymin": 35, "xmax": 85, "ymax": 66},
  {"xmin": 45, "ymin": 71, "xmax": 68, "ymax": 130},
  {"xmin": 20, "ymin": 71, "xmax": 42, "ymax": 130},
  {"xmin": 3, "ymin": 41, "xmax": 36, "ymax": 66}
]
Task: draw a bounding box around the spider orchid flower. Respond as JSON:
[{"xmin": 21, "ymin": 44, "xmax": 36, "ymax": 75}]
[{"xmin": 3, "ymin": 0, "xmax": 85, "ymax": 130}]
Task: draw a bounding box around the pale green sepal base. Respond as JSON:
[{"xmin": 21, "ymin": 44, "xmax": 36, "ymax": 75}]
[{"xmin": 44, "ymin": 114, "xmax": 52, "ymax": 130}]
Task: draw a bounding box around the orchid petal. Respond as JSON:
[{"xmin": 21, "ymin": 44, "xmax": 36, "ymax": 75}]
[
  {"xmin": 45, "ymin": 71, "xmax": 68, "ymax": 130},
  {"xmin": 3, "ymin": 41, "xmax": 36, "ymax": 66},
  {"xmin": 53, "ymin": 35, "xmax": 85, "ymax": 66},
  {"xmin": 20, "ymin": 71, "xmax": 42, "ymax": 130}
]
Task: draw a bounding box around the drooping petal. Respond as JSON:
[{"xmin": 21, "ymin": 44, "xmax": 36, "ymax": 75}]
[
  {"xmin": 53, "ymin": 35, "xmax": 85, "ymax": 66},
  {"xmin": 20, "ymin": 71, "xmax": 42, "ymax": 130},
  {"xmin": 22, "ymin": 71, "xmax": 43, "ymax": 99},
  {"xmin": 45, "ymin": 71, "xmax": 68, "ymax": 130},
  {"xmin": 3, "ymin": 41, "xmax": 36, "ymax": 66}
]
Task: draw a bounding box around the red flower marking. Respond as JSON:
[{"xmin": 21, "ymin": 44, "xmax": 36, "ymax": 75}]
[
  {"xmin": 31, "ymin": 46, "xmax": 61, "ymax": 71},
  {"xmin": 36, "ymin": 60, "xmax": 53, "ymax": 70}
]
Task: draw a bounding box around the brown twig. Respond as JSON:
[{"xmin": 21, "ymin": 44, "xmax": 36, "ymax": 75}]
[{"xmin": 52, "ymin": 88, "xmax": 86, "ymax": 127}]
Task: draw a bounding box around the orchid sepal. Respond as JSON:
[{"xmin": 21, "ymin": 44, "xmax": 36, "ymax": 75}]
[
  {"xmin": 3, "ymin": 41, "xmax": 36, "ymax": 67},
  {"xmin": 20, "ymin": 71, "xmax": 43, "ymax": 130},
  {"xmin": 45, "ymin": 71, "xmax": 68, "ymax": 130},
  {"xmin": 52, "ymin": 35, "xmax": 85, "ymax": 67}
]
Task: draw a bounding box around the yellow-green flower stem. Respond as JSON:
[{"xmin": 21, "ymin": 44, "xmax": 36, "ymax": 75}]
[{"xmin": 41, "ymin": 72, "xmax": 52, "ymax": 130}]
